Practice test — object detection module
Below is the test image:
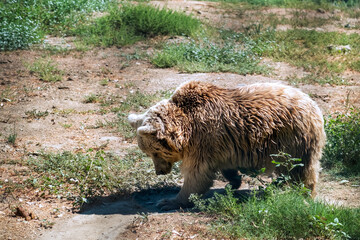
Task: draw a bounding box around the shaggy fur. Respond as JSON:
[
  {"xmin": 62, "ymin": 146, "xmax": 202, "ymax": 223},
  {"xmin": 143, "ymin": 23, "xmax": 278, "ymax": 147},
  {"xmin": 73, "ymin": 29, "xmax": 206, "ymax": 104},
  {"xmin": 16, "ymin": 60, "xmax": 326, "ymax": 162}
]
[{"xmin": 128, "ymin": 81, "xmax": 326, "ymax": 210}]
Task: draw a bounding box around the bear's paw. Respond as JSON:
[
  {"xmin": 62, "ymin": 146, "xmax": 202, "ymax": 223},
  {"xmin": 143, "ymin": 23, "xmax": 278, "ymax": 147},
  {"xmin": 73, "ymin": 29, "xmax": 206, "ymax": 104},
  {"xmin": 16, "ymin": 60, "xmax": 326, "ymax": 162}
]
[{"xmin": 157, "ymin": 198, "xmax": 191, "ymax": 211}]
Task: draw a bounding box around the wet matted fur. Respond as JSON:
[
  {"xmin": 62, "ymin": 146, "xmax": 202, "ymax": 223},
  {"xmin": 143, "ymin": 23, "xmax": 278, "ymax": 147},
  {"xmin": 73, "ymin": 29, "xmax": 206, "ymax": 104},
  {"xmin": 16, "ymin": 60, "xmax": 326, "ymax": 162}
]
[{"xmin": 128, "ymin": 81, "xmax": 326, "ymax": 210}]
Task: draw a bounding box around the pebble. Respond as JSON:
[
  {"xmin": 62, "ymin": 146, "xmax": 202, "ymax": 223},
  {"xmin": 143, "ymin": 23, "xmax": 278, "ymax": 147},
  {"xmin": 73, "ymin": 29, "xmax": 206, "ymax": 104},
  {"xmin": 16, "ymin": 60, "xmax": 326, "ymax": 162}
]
[{"xmin": 339, "ymin": 180, "xmax": 349, "ymax": 185}]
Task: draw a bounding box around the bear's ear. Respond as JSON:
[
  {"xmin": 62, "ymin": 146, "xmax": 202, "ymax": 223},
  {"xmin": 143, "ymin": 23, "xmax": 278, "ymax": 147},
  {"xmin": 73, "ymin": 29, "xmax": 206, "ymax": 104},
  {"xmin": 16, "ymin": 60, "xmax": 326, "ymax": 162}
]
[
  {"xmin": 128, "ymin": 113, "xmax": 145, "ymax": 129},
  {"xmin": 137, "ymin": 125, "xmax": 157, "ymax": 136}
]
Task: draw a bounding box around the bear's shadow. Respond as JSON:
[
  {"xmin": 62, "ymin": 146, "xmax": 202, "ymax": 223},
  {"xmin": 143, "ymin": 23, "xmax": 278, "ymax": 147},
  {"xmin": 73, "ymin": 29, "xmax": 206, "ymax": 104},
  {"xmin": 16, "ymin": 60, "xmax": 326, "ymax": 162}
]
[{"xmin": 79, "ymin": 186, "xmax": 258, "ymax": 216}]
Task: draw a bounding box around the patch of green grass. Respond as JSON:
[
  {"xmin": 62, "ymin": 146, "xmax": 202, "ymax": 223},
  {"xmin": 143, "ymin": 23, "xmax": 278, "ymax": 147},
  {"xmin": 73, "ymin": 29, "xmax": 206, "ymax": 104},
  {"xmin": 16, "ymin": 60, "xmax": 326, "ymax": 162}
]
[
  {"xmin": 74, "ymin": 3, "xmax": 202, "ymax": 47},
  {"xmin": 118, "ymin": 3, "xmax": 201, "ymax": 38},
  {"xmin": 27, "ymin": 58, "xmax": 63, "ymax": 82},
  {"xmin": 264, "ymin": 30, "xmax": 360, "ymax": 83},
  {"xmin": 28, "ymin": 149, "xmax": 180, "ymax": 207},
  {"xmin": 152, "ymin": 38, "xmax": 270, "ymax": 75},
  {"xmin": 152, "ymin": 25, "xmax": 275, "ymax": 74},
  {"xmin": 0, "ymin": 0, "xmax": 112, "ymax": 50},
  {"xmin": 191, "ymin": 186, "xmax": 360, "ymax": 239},
  {"xmin": 322, "ymin": 108, "xmax": 360, "ymax": 176}
]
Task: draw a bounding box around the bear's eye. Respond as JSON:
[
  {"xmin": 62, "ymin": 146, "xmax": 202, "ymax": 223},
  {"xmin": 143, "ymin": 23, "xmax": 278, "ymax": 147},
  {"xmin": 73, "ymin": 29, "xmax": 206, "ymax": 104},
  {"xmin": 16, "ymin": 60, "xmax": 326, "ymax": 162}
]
[{"xmin": 159, "ymin": 139, "xmax": 172, "ymax": 151}]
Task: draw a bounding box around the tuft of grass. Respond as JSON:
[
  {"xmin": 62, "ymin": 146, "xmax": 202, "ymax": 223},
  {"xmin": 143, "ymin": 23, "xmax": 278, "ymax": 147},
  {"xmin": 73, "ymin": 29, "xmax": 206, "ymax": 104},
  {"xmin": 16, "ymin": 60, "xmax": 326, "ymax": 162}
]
[
  {"xmin": 7, "ymin": 133, "xmax": 17, "ymax": 145},
  {"xmin": 74, "ymin": 3, "xmax": 201, "ymax": 47},
  {"xmin": 83, "ymin": 94, "xmax": 100, "ymax": 104},
  {"xmin": 28, "ymin": 149, "xmax": 180, "ymax": 207},
  {"xmin": 322, "ymin": 109, "xmax": 360, "ymax": 176},
  {"xmin": 99, "ymin": 79, "xmax": 109, "ymax": 86},
  {"xmin": 6, "ymin": 124, "xmax": 17, "ymax": 145},
  {"xmin": 118, "ymin": 3, "xmax": 201, "ymax": 38},
  {"xmin": 25, "ymin": 109, "xmax": 49, "ymax": 119},
  {"xmin": 264, "ymin": 29, "xmax": 360, "ymax": 83},
  {"xmin": 191, "ymin": 186, "xmax": 360, "ymax": 239},
  {"xmin": 27, "ymin": 58, "xmax": 63, "ymax": 82}
]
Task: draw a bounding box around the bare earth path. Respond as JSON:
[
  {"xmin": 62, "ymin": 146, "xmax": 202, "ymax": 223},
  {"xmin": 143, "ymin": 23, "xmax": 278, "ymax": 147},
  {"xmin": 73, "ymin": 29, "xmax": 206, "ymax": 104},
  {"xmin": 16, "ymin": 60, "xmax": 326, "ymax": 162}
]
[{"xmin": 1, "ymin": 1, "xmax": 360, "ymax": 239}]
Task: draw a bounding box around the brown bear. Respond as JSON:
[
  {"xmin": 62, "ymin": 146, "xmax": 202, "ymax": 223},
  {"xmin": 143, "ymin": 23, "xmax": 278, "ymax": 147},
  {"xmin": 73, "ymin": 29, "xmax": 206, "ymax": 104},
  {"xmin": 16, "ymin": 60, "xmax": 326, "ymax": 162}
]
[{"xmin": 128, "ymin": 81, "xmax": 326, "ymax": 211}]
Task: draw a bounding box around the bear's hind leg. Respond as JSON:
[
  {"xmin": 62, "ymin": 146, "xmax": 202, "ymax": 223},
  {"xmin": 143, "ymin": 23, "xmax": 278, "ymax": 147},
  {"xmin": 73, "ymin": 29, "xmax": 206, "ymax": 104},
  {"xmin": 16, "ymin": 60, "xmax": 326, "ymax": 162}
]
[{"xmin": 221, "ymin": 169, "xmax": 242, "ymax": 190}]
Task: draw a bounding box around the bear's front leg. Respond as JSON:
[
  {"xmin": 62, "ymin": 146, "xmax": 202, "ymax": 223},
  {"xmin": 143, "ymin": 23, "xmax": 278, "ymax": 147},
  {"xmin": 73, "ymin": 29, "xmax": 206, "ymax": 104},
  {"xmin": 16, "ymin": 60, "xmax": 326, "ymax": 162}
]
[{"xmin": 157, "ymin": 169, "xmax": 215, "ymax": 211}]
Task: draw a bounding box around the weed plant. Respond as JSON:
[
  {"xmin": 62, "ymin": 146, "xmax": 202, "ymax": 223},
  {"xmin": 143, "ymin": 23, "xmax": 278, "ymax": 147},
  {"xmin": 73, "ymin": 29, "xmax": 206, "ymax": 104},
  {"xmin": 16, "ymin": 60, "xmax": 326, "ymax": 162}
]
[
  {"xmin": 74, "ymin": 3, "xmax": 201, "ymax": 47},
  {"xmin": 28, "ymin": 149, "xmax": 181, "ymax": 207},
  {"xmin": 0, "ymin": 12, "xmax": 42, "ymax": 51},
  {"xmin": 323, "ymin": 109, "xmax": 360, "ymax": 176},
  {"xmin": 0, "ymin": 0, "xmax": 112, "ymax": 50}
]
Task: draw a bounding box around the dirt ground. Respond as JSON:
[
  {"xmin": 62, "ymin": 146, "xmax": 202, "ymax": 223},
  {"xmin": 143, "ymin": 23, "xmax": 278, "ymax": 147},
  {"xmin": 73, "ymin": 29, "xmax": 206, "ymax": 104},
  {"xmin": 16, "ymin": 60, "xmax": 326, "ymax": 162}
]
[{"xmin": 1, "ymin": 1, "xmax": 360, "ymax": 240}]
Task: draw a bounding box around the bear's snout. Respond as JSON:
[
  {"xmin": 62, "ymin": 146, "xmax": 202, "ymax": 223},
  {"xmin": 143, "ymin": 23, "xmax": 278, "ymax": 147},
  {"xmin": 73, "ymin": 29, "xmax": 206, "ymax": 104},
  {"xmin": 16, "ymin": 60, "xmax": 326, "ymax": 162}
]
[{"xmin": 153, "ymin": 158, "xmax": 173, "ymax": 175}]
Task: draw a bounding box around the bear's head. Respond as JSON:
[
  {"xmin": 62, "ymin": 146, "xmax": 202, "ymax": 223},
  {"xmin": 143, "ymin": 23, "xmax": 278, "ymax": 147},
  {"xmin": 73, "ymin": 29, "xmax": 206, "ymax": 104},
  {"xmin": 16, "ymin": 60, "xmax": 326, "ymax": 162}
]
[{"xmin": 128, "ymin": 104, "xmax": 183, "ymax": 175}]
